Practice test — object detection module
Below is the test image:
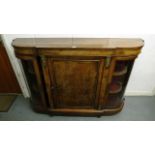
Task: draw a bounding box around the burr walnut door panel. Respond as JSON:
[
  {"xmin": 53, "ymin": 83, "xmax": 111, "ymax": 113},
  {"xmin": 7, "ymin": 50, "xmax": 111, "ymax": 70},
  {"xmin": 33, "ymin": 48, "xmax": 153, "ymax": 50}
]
[{"xmin": 44, "ymin": 58, "xmax": 106, "ymax": 109}]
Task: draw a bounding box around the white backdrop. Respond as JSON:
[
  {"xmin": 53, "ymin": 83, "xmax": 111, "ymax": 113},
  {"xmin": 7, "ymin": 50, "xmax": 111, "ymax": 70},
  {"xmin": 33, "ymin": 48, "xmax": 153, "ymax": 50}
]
[{"xmin": 2, "ymin": 34, "xmax": 155, "ymax": 97}]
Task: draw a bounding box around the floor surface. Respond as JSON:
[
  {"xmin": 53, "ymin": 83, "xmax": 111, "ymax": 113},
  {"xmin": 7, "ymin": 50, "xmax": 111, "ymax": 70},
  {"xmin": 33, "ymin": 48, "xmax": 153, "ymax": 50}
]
[{"xmin": 0, "ymin": 95, "xmax": 155, "ymax": 121}]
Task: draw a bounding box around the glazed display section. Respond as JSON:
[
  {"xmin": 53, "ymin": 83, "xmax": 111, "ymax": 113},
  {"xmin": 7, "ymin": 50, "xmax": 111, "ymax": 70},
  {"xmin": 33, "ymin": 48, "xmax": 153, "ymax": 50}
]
[
  {"xmin": 106, "ymin": 59, "xmax": 134, "ymax": 109},
  {"xmin": 12, "ymin": 38, "xmax": 144, "ymax": 116}
]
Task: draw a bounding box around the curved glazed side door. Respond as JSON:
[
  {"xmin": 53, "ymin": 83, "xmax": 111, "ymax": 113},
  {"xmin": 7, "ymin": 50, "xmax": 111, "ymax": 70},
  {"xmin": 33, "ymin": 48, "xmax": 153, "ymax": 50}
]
[
  {"xmin": 41, "ymin": 57, "xmax": 108, "ymax": 110},
  {"xmin": 104, "ymin": 56, "xmax": 137, "ymax": 109}
]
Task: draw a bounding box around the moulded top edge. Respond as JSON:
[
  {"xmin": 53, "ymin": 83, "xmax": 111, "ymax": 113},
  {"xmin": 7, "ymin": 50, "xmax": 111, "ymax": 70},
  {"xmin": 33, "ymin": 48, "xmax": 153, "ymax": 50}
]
[{"xmin": 12, "ymin": 38, "xmax": 144, "ymax": 49}]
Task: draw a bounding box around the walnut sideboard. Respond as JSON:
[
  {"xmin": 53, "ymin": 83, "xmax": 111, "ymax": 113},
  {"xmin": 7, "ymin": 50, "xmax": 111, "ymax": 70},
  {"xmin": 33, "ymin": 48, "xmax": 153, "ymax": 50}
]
[{"xmin": 12, "ymin": 38, "xmax": 144, "ymax": 116}]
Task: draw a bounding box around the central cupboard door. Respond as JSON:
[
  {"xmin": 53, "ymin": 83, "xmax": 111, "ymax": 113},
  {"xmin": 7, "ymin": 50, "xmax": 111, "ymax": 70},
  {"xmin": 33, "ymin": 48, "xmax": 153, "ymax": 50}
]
[{"xmin": 44, "ymin": 58, "xmax": 106, "ymax": 109}]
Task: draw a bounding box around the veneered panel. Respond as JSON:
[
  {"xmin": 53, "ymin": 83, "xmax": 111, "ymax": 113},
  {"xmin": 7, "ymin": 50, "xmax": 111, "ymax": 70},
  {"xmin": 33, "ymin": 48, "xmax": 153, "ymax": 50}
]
[{"xmin": 49, "ymin": 59, "xmax": 100, "ymax": 109}]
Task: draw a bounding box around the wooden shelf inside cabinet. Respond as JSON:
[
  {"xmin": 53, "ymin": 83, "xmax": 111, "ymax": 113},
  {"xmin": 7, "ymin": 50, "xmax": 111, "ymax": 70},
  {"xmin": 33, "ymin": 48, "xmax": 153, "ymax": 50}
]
[
  {"xmin": 105, "ymin": 95, "xmax": 121, "ymax": 108},
  {"xmin": 113, "ymin": 66, "xmax": 128, "ymax": 76},
  {"xmin": 109, "ymin": 82, "xmax": 122, "ymax": 94}
]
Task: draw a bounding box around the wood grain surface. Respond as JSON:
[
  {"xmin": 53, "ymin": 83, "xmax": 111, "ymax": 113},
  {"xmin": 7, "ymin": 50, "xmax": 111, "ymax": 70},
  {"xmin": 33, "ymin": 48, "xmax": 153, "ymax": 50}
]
[
  {"xmin": 0, "ymin": 42, "xmax": 21, "ymax": 93},
  {"xmin": 12, "ymin": 38, "xmax": 144, "ymax": 49}
]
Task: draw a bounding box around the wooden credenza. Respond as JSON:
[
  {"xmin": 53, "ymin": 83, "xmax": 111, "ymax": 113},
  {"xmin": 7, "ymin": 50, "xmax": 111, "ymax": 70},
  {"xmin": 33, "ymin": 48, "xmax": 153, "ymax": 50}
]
[{"xmin": 12, "ymin": 38, "xmax": 144, "ymax": 116}]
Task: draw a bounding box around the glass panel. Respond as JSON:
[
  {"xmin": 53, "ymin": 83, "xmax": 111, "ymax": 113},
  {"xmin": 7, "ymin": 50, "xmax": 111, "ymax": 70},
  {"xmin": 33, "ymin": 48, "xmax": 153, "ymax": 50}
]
[
  {"xmin": 21, "ymin": 60, "xmax": 42, "ymax": 105},
  {"xmin": 105, "ymin": 59, "xmax": 134, "ymax": 108}
]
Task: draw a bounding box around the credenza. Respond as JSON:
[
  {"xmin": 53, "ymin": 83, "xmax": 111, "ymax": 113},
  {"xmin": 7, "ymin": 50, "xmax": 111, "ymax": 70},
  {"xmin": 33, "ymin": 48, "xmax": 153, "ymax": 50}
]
[{"xmin": 12, "ymin": 38, "xmax": 144, "ymax": 116}]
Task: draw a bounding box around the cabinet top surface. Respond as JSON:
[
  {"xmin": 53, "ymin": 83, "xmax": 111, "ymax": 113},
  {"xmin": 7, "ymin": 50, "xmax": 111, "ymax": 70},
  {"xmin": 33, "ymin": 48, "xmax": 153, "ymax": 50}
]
[{"xmin": 12, "ymin": 38, "xmax": 144, "ymax": 49}]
